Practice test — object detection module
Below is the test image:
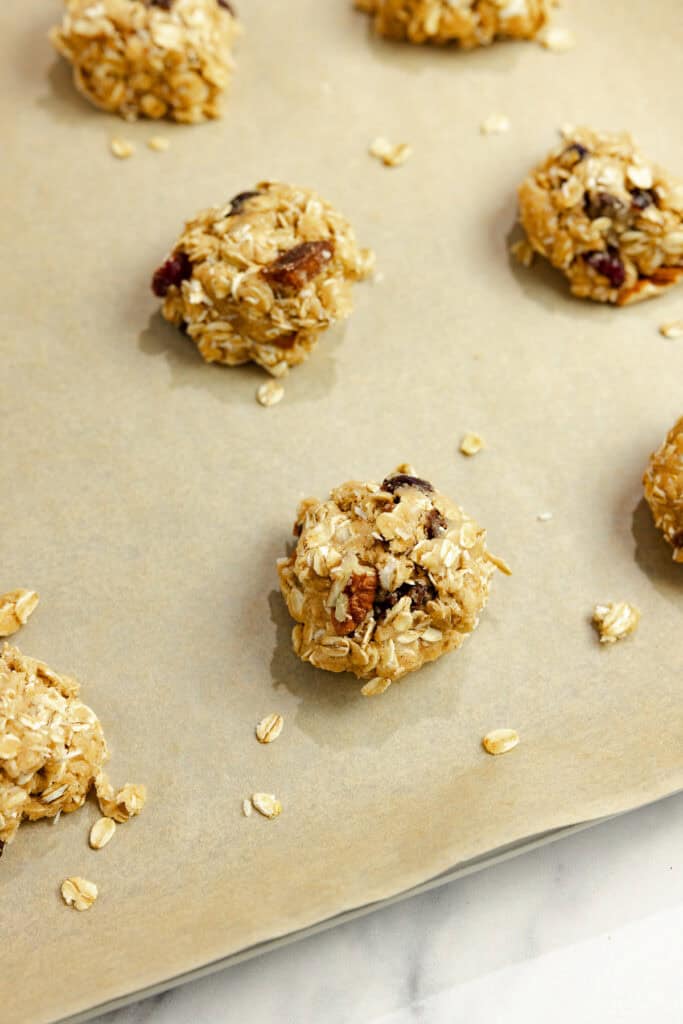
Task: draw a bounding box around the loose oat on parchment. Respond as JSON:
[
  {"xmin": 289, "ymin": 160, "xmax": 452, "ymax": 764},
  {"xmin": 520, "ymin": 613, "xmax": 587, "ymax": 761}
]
[
  {"xmin": 153, "ymin": 182, "xmax": 374, "ymax": 376},
  {"xmin": 516, "ymin": 126, "xmax": 683, "ymax": 305},
  {"xmin": 659, "ymin": 320, "xmax": 683, "ymax": 339},
  {"xmin": 110, "ymin": 137, "xmax": 135, "ymax": 160},
  {"xmin": 278, "ymin": 466, "xmax": 509, "ymax": 694},
  {"xmin": 251, "ymin": 793, "xmax": 282, "ymax": 819},
  {"xmin": 61, "ymin": 877, "xmax": 98, "ymax": 911},
  {"xmin": 643, "ymin": 416, "xmax": 683, "ymax": 563},
  {"xmin": 482, "ymin": 728, "xmax": 519, "ymax": 755},
  {"xmin": 460, "ymin": 432, "xmax": 485, "ymax": 456},
  {"xmin": 480, "ymin": 114, "xmax": 510, "ymax": 136},
  {"xmin": 256, "ymin": 381, "xmax": 285, "ymax": 408},
  {"xmin": 0, "ymin": 644, "xmax": 145, "ymax": 851},
  {"xmin": 355, "ymin": 0, "xmax": 553, "ymax": 47},
  {"xmin": 592, "ymin": 602, "xmax": 641, "ymax": 644},
  {"xmin": 50, "ymin": 0, "xmax": 241, "ymax": 124},
  {"xmin": 0, "ymin": 590, "xmax": 39, "ymax": 637},
  {"xmin": 539, "ymin": 26, "xmax": 576, "ymax": 51},
  {"xmin": 89, "ymin": 817, "xmax": 116, "ymax": 850},
  {"xmin": 255, "ymin": 713, "xmax": 284, "ymax": 744},
  {"xmin": 369, "ymin": 137, "xmax": 413, "ymax": 167}
]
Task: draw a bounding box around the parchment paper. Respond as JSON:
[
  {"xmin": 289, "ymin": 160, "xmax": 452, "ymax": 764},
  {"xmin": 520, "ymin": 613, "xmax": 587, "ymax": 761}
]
[{"xmin": 1, "ymin": 1, "xmax": 681, "ymax": 1021}]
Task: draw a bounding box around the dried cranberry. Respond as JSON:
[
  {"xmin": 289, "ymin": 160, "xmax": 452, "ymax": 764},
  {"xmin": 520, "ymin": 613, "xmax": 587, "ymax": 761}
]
[
  {"xmin": 227, "ymin": 190, "xmax": 260, "ymax": 216},
  {"xmin": 584, "ymin": 247, "xmax": 626, "ymax": 289},
  {"xmin": 381, "ymin": 474, "xmax": 434, "ymax": 496},
  {"xmin": 262, "ymin": 241, "xmax": 334, "ymax": 291},
  {"xmin": 425, "ymin": 508, "xmax": 447, "ymax": 539},
  {"xmin": 672, "ymin": 530, "xmax": 683, "ymax": 549},
  {"xmin": 630, "ymin": 188, "xmax": 657, "ymax": 210},
  {"xmin": 151, "ymin": 251, "xmax": 193, "ymax": 297},
  {"xmin": 584, "ymin": 191, "xmax": 625, "ymax": 220}
]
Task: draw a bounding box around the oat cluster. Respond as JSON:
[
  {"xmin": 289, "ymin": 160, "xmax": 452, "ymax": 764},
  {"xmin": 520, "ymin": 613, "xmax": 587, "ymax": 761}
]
[
  {"xmin": 278, "ymin": 467, "xmax": 507, "ymax": 693},
  {"xmin": 643, "ymin": 416, "xmax": 683, "ymax": 563},
  {"xmin": 592, "ymin": 602, "xmax": 641, "ymax": 644},
  {"xmin": 50, "ymin": 0, "xmax": 241, "ymax": 123},
  {"xmin": 0, "ymin": 645, "xmax": 107, "ymax": 846},
  {"xmin": 153, "ymin": 182, "xmax": 375, "ymax": 375},
  {"xmin": 517, "ymin": 126, "xmax": 683, "ymax": 305},
  {"xmin": 355, "ymin": 0, "xmax": 550, "ymax": 46}
]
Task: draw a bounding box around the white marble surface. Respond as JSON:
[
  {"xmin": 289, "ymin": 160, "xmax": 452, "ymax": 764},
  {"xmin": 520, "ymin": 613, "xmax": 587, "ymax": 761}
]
[{"xmin": 99, "ymin": 793, "xmax": 683, "ymax": 1024}]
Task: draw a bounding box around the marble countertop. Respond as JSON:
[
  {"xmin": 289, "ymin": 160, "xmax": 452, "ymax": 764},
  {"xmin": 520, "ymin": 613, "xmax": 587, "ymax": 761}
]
[{"xmin": 99, "ymin": 792, "xmax": 683, "ymax": 1024}]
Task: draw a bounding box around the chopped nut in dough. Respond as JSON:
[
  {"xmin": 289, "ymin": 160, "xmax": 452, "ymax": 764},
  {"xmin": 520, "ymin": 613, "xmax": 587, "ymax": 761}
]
[
  {"xmin": 50, "ymin": 0, "xmax": 241, "ymax": 124},
  {"xmin": 369, "ymin": 137, "xmax": 413, "ymax": 167},
  {"xmin": 517, "ymin": 127, "xmax": 683, "ymax": 305},
  {"xmin": 355, "ymin": 0, "xmax": 553, "ymax": 47},
  {"xmin": 0, "ymin": 590, "xmax": 39, "ymax": 637},
  {"xmin": 643, "ymin": 416, "xmax": 683, "ymax": 562},
  {"xmin": 278, "ymin": 468, "xmax": 508, "ymax": 692},
  {"xmin": 482, "ymin": 728, "xmax": 519, "ymax": 755},
  {"xmin": 61, "ymin": 876, "xmax": 98, "ymax": 911},
  {"xmin": 152, "ymin": 182, "xmax": 374, "ymax": 375},
  {"xmin": 592, "ymin": 602, "xmax": 641, "ymax": 644}
]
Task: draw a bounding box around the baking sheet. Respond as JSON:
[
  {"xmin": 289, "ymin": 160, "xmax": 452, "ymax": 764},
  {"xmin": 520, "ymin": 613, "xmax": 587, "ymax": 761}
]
[{"xmin": 1, "ymin": 1, "xmax": 682, "ymax": 1022}]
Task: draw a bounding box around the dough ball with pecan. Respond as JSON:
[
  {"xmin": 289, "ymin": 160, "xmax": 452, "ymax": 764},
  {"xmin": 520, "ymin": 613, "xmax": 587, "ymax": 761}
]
[
  {"xmin": 50, "ymin": 0, "xmax": 240, "ymax": 123},
  {"xmin": 0, "ymin": 645, "xmax": 108, "ymax": 847},
  {"xmin": 643, "ymin": 416, "xmax": 683, "ymax": 563},
  {"xmin": 277, "ymin": 467, "xmax": 509, "ymax": 694},
  {"xmin": 355, "ymin": 0, "xmax": 550, "ymax": 47},
  {"xmin": 516, "ymin": 127, "xmax": 683, "ymax": 304},
  {"xmin": 152, "ymin": 182, "xmax": 375, "ymax": 375}
]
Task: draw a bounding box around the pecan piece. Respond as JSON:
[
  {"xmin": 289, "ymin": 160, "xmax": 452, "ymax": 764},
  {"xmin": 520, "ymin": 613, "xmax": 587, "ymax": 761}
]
[
  {"xmin": 381, "ymin": 474, "xmax": 434, "ymax": 496},
  {"xmin": 262, "ymin": 241, "xmax": 335, "ymax": 291},
  {"xmin": 333, "ymin": 571, "xmax": 377, "ymax": 636}
]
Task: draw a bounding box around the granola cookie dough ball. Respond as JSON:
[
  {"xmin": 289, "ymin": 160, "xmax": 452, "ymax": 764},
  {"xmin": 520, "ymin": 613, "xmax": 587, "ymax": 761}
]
[
  {"xmin": 643, "ymin": 416, "xmax": 683, "ymax": 563},
  {"xmin": 0, "ymin": 645, "xmax": 107, "ymax": 848},
  {"xmin": 277, "ymin": 467, "xmax": 508, "ymax": 694},
  {"xmin": 152, "ymin": 182, "xmax": 375, "ymax": 375},
  {"xmin": 355, "ymin": 0, "xmax": 550, "ymax": 47},
  {"xmin": 516, "ymin": 127, "xmax": 683, "ymax": 305},
  {"xmin": 50, "ymin": 0, "xmax": 240, "ymax": 123}
]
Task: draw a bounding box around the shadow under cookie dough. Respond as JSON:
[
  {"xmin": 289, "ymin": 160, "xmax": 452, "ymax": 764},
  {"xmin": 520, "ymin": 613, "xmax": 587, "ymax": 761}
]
[
  {"xmin": 36, "ymin": 58, "xmax": 103, "ymax": 126},
  {"xmin": 631, "ymin": 498, "xmax": 681, "ymax": 601},
  {"xmin": 138, "ymin": 312, "xmax": 340, "ymax": 407}
]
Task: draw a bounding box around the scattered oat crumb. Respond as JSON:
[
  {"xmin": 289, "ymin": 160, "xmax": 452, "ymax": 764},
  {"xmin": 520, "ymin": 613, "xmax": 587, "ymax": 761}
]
[
  {"xmin": 460, "ymin": 432, "xmax": 485, "ymax": 456},
  {"xmin": 95, "ymin": 774, "xmax": 146, "ymax": 822},
  {"xmin": 89, "ymin": 817, "xmax": 116, "ymax": 850},
  {"xmin": 659, "ymin": 320, "xmax": 683, "ymax": 339},
  {"xmin": 480, "ymin": 113, "xmax": 511, "ymax": 136},
  {"xmin": 61, "ymin": 876, "xmax": 98, "ymax": 911},
  {"xmin": 592, "ymin": 601, "xmax": 641, "ymax": 644},
  {"xmin": 255, "ymin": 713, "xmax": 284, "ymax": 744},
  {"xmin": 482, "ymin": 728, "xmax": 519, "ymax": 756},
  {"xmin": 242, "ymin": 798, "xmax": 253, "ymax": 817},
  {"xmin": 369, "ymin": 137, "xmax": 413, "ymax": 167},
  {"xmin": 540, "ymin": 26, "xmax": 576, "ymax": 52},
  {"xmin": 0, "ymin": 590, "xmax": 40, "ymax": 637},
  {"xmin": 537, "ymin": 512, "xmax": 553, "ymax": 522},
  {"xmin": 511, "ymin": 238, "xmax": 535, "ymax": 268},
  {"xmin": 110, "ymin": 137, "xmax": 135, "ymax": 159},
  {"xmin": 256, "ymin": 380, "xmax": 285, "ymax": 407},
  {"xmin": 147, "ymin": 135, "xmax": 170, "ymax": 152},
  {"xmin": 361, "ymin": 677, "xmax": 392, "ymax": 697},
  {"xmin": 485, "ymin": 551, "xmax": 513, "ymax": 576},
  {"xmin": 251, "ymin": 793, "xmax": 282, "ymax": 819}
]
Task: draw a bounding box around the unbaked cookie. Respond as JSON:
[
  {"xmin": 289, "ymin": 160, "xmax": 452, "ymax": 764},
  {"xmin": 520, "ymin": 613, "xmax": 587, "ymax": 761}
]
[
  {"xmin": 516, "ymin": 127, "xmax": 683, "ymax": 304},
  {"xmin": 152, "ymin": 182, "xmax": 375, "ymax": 375},
  {"xmin": 0, "ymin": 644, "xmax": 107, "ymax": 847},
  {"xmin": 643, "ymin": 416, "xmax": 683, "ymax": 563},
  {"xmin": 277, "ymin": 467, "xmax": 509, "ymax": 694},
  {"xmin": 50, "ymin": 0, "xmax": 240, "ymax": 123},
  {"xmin": 355, "ymin": 0, "xmax": 550, "ymax": 47}
]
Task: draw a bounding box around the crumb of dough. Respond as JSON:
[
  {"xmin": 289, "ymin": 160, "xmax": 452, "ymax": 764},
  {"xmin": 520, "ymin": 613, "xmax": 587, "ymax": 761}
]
[
  {"xmin": 278, "ymin": 467, "xmax": 507, "ymax": 691},
  {"xmin": 152, "ymin": 182, "xmax": 374, "ymax": 375},
  {"xmin": 256, "ymin": 381, "xmax": 285, "ymax": 407},
  {"xmin": 355, "ymin": 0, "xmax": 552, "ymax": 47},
  {"xmin": 592, "ymin": 602, "xmax": 641, "ymax": 644},
  {"xmin": 517, "ymin": 126, "xmax": 683, "ymax": 305},
  {"xmin": 480, "ymin": 114, "xmax": 511, "ymax": 136},
  {"xmin": 110, "ymin": 137, "xmax": 135, "ymax": 159},
  {"xmin": 460, "ymin": 432, "xmax": 485, "ymax": 456},
  {"xmin": 50, "ymin": 0, "xmax": 241, "ymax": 123},
  {"xmin": 643, "ymin": 416, "xmax": 683, "ymax": 562},
  {"xmin": 659, "ymin": 320, "xmax": 683, "ymax": 339},
  {"xmin": 369, "ymin": 137, "xmax": 413, "ymax": 167},
  {"xmin": 0, "ymin": 590, "xmax": 39, "ymax": 638}
]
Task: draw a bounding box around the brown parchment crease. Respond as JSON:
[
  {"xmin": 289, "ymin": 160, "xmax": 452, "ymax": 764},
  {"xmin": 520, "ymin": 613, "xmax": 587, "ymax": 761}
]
[{"xmin": 0, "ymin": 1, "xmax": 681, "ymax": 1021}]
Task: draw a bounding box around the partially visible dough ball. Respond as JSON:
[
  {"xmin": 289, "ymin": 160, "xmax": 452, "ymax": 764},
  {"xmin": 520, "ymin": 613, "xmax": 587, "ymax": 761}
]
[
  {"xmin": 355, "ymin": 0, "xmax": 550, "ymax": 47},
  {"xmin": 50, "ymin": 0, "xmax": 240, "ymax": 123},
  {"xmin": 152, "ymin": 182, "xmax": 375, "ymax": 375},
  {"xmin": 517, "ymin": 127, "xmax": 683, "ymax": 304},
  {"xmin": 0, "ymin": 645, "xmax": 108, "ymax": 847},
  {"xmin": 278, "ymin": 467, "xmax": 508, "ymax": 694},
  {"xmin": 643, "ymin": 417, "xmax": 683, "ymax": 563}
]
